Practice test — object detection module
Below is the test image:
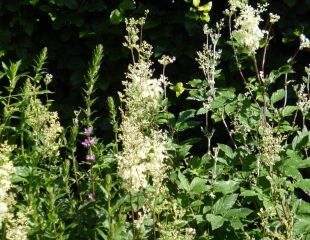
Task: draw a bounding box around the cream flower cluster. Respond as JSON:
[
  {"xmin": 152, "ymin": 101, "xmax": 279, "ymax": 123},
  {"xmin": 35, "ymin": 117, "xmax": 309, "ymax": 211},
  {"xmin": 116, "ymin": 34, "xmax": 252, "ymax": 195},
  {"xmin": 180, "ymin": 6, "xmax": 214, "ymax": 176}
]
[
  {"xmin": 0, "ymin": 142, "xmax": 29, "ymax": 239},
  {"xmin": 0, "ymin": 143, "xmax": 15, "ymax": 228},
  {"xmin": 231, "ymin": 2, "xmax": 268, "ymax": 55},
  {"xmin": 24, "ymin": 81, "xmax": 63, "ymax": 158},
  {"xmin": 258, "ymin": 125, "xmax": 285, "ymax": 167},
  {"xmin": 117, "ymin": 16, "xmax": 171, "ymax": 193}
]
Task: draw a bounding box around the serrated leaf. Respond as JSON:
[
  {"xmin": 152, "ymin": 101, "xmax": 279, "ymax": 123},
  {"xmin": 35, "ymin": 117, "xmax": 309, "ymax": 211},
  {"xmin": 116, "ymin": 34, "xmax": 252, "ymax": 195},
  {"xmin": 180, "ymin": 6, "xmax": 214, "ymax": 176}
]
[
  {"xmin": 175, "ymin": 120, "xmax": 200, "ymax": 132},
  {"xmin": 224, "ymin": 208, "xmax": 253, "ymax": 219},
  {"xmin": 271, "ymin": 89, "xmax": 285, "ymax": 105},
  {"xmin": 292, "ymin": 132, "xmax": 309, "ymax": 151},
  {"xmin": 218, "ymin": 144, "xmax": 235, "ymax": 159},
  {"xmin": 294, "ymin": 218, "xmax": 310, "ymax": 236},
  {"xmin": 281, "ymin": 105, "xmax": 297, "ymax": 117},
  {"xmin": 190, "ymin": 177, "xmax": 207, "ymax": 194},
  {"xmin": 187, "ymin": 78, "xmax": 202, "ymax": 87},
  {"xmin": 206, "ymin": 214, "xmax": 225, "ymax": 230},
  {"xmin": 177, "ymin": 109, "xmax": 196, "ymax": 122},
  {"xmin": 213, "ymin": 194, "xmax": 238, "ymax": 215},
  {"xmin": 229, "ymin": 219, "xmax": 244, "ymax": 230},
  {"xmin": 197, "ymin": 107, "xmax": 207, "ymax": 115},
  {"xmin": 225, "ymin": 103, "xmax": 237, "ymax": 114},
  {"xmin": 240, "ymin": 190, "xmax": 259, "ymax": 197},
  {"xmin": 178, "ymin": 172, "xmax": 190, "ymax": 192},
  {"xmin": 214, "ymin": 180, "xmax": 239, "ymax": 194},
  {"xmin": 294, "ymin": 179, "xmax": 310, "ymax": 191},
  {"xmin": 285, "ymin": 166, "xmax": 303, "ymax": 180},
  {"xmin": 211, "ymin": 96, "xmax": 226, "ymax": 109}
]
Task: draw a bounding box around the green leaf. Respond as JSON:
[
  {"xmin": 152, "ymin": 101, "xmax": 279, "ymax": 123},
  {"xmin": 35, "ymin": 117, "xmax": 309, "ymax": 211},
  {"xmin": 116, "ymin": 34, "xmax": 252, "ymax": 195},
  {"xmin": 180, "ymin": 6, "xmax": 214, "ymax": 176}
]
[
  {"xmin": 271, "ymin": 89, "xmax": 285, "ymax": 105},
  {"xmin": 214, "ymin": 180, "xmax": 240, "ymax": 194},
  {"xmin": 294, "ymin": 179, "xmax": 310, "ymax": 191},
  {"xmin": 211, "ymin": 96, "xmax": 226, "ymax": 109},
  {"xmin": 187, "ymin": 78, "xmax": 202, "ymax": 87},
  {"xmin": 190, "ymin": 177, "xmax": 207, "ymax": 194},
  {"xmin": 178, "ymin": 172, "xmax": 190, "ymax": 192},
  {"xmin": 119, "ymin": 0, "xmax": 135, "ymax": 10},
  {"xmin": 240, "ymin": 190, "xmax": 260, "ymax": 197},
  {"xmin": 174, "ymin": 82, "xmax": 185, "ymax": 97},
  {"xmin": 197, "ymin": 2, "xmax": 212, "ymax": 11},
  {"xmin": 200, "ymin": 12, "xmax": 210, "ymax": 22},
  {"xmin": 193, "ymin": 0, "xmax": 200, "ymax": 7},
  {"xmin": 294, "ymin": 218, "xmax": 310, "ymax": 236},
  {"xmin": 176, "ymin": 109, "xmax": 196, "ymax": 124},
  {"xmin": 218, "ymin": 144, "xmax": 235, "ymax": 159},
  {"xmin": 281, "ymin": 105, "xmax": 297, "ymax": 117},
  {"xmin": 229, "ymin": 219, "xmax": 244, "ymax": 230},
  {"xmin": 175, "ymin": 120, "xmax": 200, "ymax": 132},
  {"xmin": 206, "ymin": 214, "xmax": 225, "ymax": 230},
  {"xmin": 292, "ymin": 132, "xmax": 309, "ymax": 151},
  {"xmin": 64, "ymin": 0, "xmax": 78, "ymax": 9},
  {"xmin": 225, "ymin": 102, "xmax": 237, "ymax": 115},
  {"xmin": 224, "ymin": 208, "xmax": 253, "ymax": 219},
  {"xmin": 268, "ymin": 64, "xmax": 294, "ymax": 83},
  {"xmin": 213, "ymin": 194, "xmax": 238, "ymax": 215},
  {"xmin": 110, "ymin": 9, "xmax": 123, "ymax": 25}
]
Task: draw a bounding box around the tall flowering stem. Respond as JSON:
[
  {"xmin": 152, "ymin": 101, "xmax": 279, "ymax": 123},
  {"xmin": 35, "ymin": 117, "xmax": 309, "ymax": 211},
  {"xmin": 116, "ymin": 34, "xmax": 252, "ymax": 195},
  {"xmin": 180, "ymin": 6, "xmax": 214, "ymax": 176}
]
[
  {"xmin": 117, "ymin": 13, "xmax": 173, "ymax": 237},
  {"xmin": 81, "ymin": 44, "xmax": 103, "ymax": 200}
]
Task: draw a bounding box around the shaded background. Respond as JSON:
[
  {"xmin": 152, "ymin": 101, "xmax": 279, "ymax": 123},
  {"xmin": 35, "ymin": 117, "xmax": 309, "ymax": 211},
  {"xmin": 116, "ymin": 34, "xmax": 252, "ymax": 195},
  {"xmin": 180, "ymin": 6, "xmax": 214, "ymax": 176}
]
[{"xmin": 0, "ymin": 0, "xmax": 309, "ymax": 141}]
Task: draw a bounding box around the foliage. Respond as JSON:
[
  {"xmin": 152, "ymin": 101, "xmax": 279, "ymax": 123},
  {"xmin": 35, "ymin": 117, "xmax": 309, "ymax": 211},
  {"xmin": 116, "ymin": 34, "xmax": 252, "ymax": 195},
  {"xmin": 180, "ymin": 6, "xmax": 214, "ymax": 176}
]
[{"xmin": 0, "ymin": 0, "xmax": 310, "ymax": 240}]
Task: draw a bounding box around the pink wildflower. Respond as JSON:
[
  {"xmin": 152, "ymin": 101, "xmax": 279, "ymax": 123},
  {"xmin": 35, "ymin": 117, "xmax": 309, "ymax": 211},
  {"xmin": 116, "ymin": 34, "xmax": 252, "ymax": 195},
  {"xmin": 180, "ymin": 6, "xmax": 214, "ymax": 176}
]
[
  {"xmin": 82, "ymin": 138, "xmax": 95, "ymax": 148},
  {"xmin": 84, "ymin": 127, "xmax": 92, "ymax": 135},
  {"xmin": 88, "ymin": 193, "xmax": 95, "ymax": 201},
  {"xmin": 86, "ymin": 154, "xmax": 96, "ymax": 161}
]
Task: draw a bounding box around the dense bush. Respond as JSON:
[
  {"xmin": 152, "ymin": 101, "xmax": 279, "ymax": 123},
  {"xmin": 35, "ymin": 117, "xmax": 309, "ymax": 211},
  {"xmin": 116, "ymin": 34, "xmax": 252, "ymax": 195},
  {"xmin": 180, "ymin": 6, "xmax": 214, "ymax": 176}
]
[{"xmin": 0, "ymin": 0, "xmax": 310, "ymax": 239}]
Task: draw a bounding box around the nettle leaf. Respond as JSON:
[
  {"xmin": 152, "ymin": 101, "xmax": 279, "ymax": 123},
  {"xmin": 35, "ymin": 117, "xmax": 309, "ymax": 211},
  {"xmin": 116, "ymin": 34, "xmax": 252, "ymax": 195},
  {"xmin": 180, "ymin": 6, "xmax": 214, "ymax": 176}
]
[
  {"xmin": 292, "ymin": 131, "xmax": 309, "ymax": 151},
  {"xmin": 177, "ymin": 144, "xmax": 192, "ymax": 159},
  {"xmin": 211, "ymin": 96, "xmax": 226, "ymax": 109},
  {"xmin": 294, "ymin": 218, "xmax": 310, "ymax": 236},
  {"xmin": 206, "ymin": 214, "xmax": 225, "ymax": 230},
  {"xmin": 224, "ymin": 208, "xmax": 253, "ymax": 219},
  {"xmin": 294, "ymin": 179, "xmax": 310, "ymax": 192},
  {"xmin": 218, "ymin": 144, "xmax": 235, "ymax": 159},
  {"xmin": 271, "ymin": 89, "xmax": 285, "ymax": 105},
  {"xmin": 225, "ymin": 102, "xmax": 237, "ymax": 115},
  {"xmin": 267, "ymin": 64, "xmax": 294, "ymax": 83},
  {"xmin": 213, "ymin": 194, "xmax": 238, "ymax": 215},
  {"xmin": 190, "ymin": 177, "xmax": 207, "ymax": 194},
  {"xmin": 214, "ymin": 180, "xmax": 239, "ymax": 194},
  {"xmin": 178, "ymin": 171, "xmax": 190, "ymax": 192},
  {"xmin": 187, "ymin": 78, "xmax": 203, "ymax": 87},
  {"xmin": 175, "ymin": 120, "xmax": 200, "ymax": 132},
  {"xmin": 281, "ymin": 105, "xmax": 297, "ymax": 117},
  {"xmin": 175, "ymin": 109, "xmax": 200, "ymax": 131},
  {"xmin": 177, "ymin": 109, "xmax": 196, "ymax": 122},
  {"xmin": 229, "ymin": 219, "xmax": 244, "ymax": 230}
]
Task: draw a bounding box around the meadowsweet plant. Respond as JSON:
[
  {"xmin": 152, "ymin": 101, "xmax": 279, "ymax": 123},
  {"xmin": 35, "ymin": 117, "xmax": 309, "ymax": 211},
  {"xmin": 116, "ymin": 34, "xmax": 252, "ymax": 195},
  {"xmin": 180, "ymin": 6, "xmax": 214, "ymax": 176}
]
[
  {"xmin": 171, "ymin": 1, "xmax": 310, "ymax": 239},
  {"xmin": 0, "ymin": 1, "xmax": 310, "ymax": 239},
  {"xmin": 116, "ymin": 12, "xmax": 188, "ymax": 238}
]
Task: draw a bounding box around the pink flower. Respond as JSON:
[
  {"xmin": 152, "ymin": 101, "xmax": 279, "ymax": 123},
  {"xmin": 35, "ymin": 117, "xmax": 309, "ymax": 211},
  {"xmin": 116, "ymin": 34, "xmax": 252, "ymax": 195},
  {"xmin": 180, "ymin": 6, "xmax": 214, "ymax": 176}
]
[
  {"xmin": 88, "ymin": 193, "xmax": 95, "ymax": 201},
  {"xmin": 86, "ymin": 154, "xmax": 96, "ymax": 161},
  {"xmin": 82, "ymin": 138, "xmax": 95, "ymax": 148},
  {"xmin": 84, "ymin": 127, "xmax": 92, "ymax": 135}
]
